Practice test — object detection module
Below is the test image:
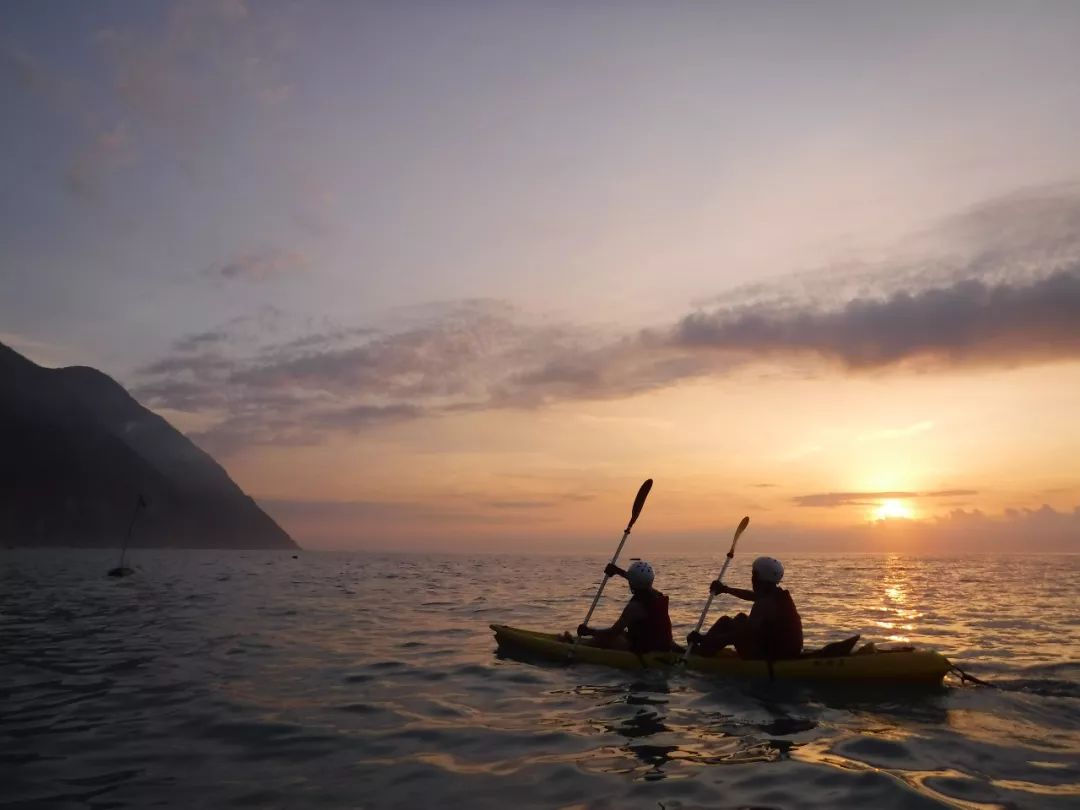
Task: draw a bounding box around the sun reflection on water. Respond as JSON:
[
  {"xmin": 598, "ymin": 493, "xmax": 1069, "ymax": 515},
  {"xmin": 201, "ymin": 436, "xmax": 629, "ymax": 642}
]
[{"xmin": 878, "ymin": 555, "xmax": 919, "ymax": 644}]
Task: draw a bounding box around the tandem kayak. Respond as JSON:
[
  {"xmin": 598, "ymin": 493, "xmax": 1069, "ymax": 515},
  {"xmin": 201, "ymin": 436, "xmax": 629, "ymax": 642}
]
[{"xmin": 491, "ymin": 624, "xmax": 952, "ymax": 685}]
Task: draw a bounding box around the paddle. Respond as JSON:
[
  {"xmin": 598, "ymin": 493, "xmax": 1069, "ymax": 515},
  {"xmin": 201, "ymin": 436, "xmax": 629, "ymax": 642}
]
[
  {"xmin": 572, "ymin": 478, "xmax": 653, "ymax": 652},
  {"xmin": 683, "ymin": 515, "xmax": 750, "ymax": 660},
  {"xmin": 108, "ymin": 494, "xmax": 145, "ymax": 578}
]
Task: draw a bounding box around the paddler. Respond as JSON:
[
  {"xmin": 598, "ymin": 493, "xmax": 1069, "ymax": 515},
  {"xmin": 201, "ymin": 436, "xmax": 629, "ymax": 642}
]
[
  {"xmin": 575, "ymin": 560, "xmax": 674, "ymax": 653},
  {"xmin": 686, "ymin": 556, "xmax": 803, "ymax": 659}
]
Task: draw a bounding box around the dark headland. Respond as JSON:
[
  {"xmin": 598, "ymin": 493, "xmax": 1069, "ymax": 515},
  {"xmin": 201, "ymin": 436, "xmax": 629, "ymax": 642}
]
[{"xmin": 0, "ymin": 342, "xmax": 297, "ymax": 550}]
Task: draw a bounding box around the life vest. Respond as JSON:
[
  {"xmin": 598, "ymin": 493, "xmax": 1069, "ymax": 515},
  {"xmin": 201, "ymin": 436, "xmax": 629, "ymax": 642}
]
[
  {"xmin": 735, "ymin": 587, "xmax": 803, "ymax": 660},
  {"xmin": 770, "ymin": 587, "xmax": 803, "ymax": 658},
  {"xmin": 628, "ymin": 590, "xmax": 673, "ymax": 653}
]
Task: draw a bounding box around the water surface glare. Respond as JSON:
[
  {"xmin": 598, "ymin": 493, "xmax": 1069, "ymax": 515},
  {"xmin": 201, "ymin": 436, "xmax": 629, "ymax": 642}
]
[{"xmin": 2, "ymin": 550, "xmax": 1078, "ymax": 809}]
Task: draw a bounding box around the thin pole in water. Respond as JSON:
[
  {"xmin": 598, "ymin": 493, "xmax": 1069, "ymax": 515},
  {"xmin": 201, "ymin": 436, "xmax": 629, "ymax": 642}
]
[{"xmin": 110, "ymin": 494, "xmax": 145, "ymax": 576}]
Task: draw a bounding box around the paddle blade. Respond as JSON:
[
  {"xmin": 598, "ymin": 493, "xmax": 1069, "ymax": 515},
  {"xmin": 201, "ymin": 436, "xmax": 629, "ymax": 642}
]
[
  {"xmin": 734, "ymin": 515, "xmax": 750, "ymax": 541},
  {"xmin": 627, "ymin": 478, "xmax": 653, "ymax": 529},
  {"xmin": 727, "ymin": 515, "xmax": 749, "ymax": 555}
]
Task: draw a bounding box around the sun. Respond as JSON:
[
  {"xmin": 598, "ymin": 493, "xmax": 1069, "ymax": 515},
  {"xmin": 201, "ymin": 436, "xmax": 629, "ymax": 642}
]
[{"xmin": 873, "ymin": 499, "xmax": 914, "ymax": 521}]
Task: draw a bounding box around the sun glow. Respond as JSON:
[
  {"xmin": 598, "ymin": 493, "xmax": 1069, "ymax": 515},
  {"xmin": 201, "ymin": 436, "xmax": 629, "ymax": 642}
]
[{"xmin": 873, "ymin": 499, "xmax": 914, "ymax": 521}]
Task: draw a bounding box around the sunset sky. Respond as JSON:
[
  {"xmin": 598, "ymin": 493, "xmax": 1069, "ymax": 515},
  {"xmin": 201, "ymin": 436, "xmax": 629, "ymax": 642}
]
[{"xmin": 3, "ymin": 1, "xmax": 1079, "ymax": 551}]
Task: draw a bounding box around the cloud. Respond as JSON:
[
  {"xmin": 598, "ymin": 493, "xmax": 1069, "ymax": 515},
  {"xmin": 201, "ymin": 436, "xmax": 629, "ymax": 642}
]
[
  {"xmin": 793, "ymin": 489, "xmax": 978, "ymax": 508},
  {"xmin": 95, "ymin": 0, "xmax": 290, "ymax": 137},
  {"xmin": 917, "ymin": 503, "xmax": 1080, "ymax": 552},
  {"xmin": 2, "ymin": 42, "xmax": 133, "ymax": 197},
  {"xmin": 5, "ymin": 0, "xmax": 298, "ymax": 196},
  {"xmin": 65, "ymin": 123, "xmax": 137, "ymax": 198},
  {"xmin": 928, "ymin": 184, "xmax": 1080, "ymax": 275},
  {"xmin": 224, "ymin": 300, "xmax": 591, "ymax": 402},
  {"xmin": 133, "ymin": 378, "xmax": 229, "ymax": 411},
  {"xmin": 134, "ymin": 300, "xmax": 602, "ymax": 453},
  {"xmin": 139, "ymin": 352, "xmax": 235, "ymax": 379},
  {"xmin": 700, "ymin": 185, "xmax": 1080, "ymax": 312},
  {"xmin": 310, "ymin": 403, "xmax": 424, "ymax": 430},
  {"xmin": 139, "ymin": 269, "xmax": 1080, "ymax": 452},
  {"xmin": 1, "ymin": 42, "xmax": 86, "ymax": 122},
  {"xmin": 134, "ymin": 188, "xmax": 1080, "ymax": 455},
  {"xmin": 174, "ymin": 329, "xmax": 230, "ymax": 352},
  {"xmin": 670, "ymin": 265, "xmax": 1080, "ymax": 371},
  {"xmin": 858, "ymin": 421, "xmax": 934, "ymax": 442},
  {"xmin": 486, "ymin": 500, "xmax": 559, "ymax": 509},
  {"xmin": 262, "ymin": 497, "xmax": 1079, "ymax": 552},
  {"xmin": 211, "ymin": 248, "xmax": 311, "ymax": 281}
]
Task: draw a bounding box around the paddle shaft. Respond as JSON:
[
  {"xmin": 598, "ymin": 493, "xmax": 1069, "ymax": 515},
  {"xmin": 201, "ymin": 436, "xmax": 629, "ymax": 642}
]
[
  {"xmin": 579, "ymin": 528, "xmax": 632, "ymax": 630},
  {"xmin": 683, "ymin": 516, "xmax": 749, "ymax": 661},
  {"xmin": 683, "ymin": 554, "xmax": 733, "ymax": 658},
  {"xmin": 572, "ymin": 479, "xmax": 652, "ymax": 654}
]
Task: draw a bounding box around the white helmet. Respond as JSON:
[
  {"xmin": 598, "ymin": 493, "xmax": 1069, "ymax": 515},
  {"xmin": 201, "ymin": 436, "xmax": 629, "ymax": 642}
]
[
  {"xmin": 752, "ymin": 556, "xmax": 784, "ymax": 584},
  {"xmin": 627, "ymin": 560, "xmax": 655, "ymax": 589}
]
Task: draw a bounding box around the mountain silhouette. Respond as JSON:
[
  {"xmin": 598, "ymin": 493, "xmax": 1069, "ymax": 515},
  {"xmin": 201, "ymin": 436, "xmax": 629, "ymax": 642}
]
[{"xmin": 1, "ymin": 342, "xmax": 297, "ymax": 549}]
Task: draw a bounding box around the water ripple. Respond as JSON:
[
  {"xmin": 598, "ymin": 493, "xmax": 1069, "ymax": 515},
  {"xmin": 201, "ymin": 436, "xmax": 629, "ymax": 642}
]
[{"xmin": 1, "ymin": 549, "xmax": 1077, "ymax": 809}]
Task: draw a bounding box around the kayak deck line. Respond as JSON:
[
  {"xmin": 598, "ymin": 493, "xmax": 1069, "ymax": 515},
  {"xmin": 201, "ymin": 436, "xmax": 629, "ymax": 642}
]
[{"xmin": 491, "ymin": 624, "xmax": 953, "ymax": 684}]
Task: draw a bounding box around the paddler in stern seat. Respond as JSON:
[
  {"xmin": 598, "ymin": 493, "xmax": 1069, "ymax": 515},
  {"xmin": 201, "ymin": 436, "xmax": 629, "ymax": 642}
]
[
  {"xmin": 687, "ymin": 556, "xmax": 803, "ymax": 659},
  {"xmin": 576, "ymin": 560, "xmax": 674, "ymax": 654}
]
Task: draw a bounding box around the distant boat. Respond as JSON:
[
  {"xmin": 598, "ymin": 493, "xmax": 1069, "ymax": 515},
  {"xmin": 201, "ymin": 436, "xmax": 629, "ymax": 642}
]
[{"xmin": 108, "ymin": 494, "xmax": 145, "ymax": 578}]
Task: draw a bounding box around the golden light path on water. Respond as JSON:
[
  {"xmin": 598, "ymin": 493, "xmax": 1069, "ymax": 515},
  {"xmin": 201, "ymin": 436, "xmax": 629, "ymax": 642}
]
[{"xmin": 876, "ymin": 554, "xmax": 917, "ymax": 644}]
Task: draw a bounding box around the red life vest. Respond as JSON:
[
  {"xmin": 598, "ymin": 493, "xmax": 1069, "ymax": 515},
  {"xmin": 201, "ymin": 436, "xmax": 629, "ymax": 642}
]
[{"xmin": 628, "ymin": 590, "xmax": 673, "ymax": 653}]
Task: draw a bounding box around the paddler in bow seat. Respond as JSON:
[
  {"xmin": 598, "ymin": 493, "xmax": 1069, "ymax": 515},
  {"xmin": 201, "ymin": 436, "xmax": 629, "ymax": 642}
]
[
  {"xmin": 687, "ymin": 556, "xmax": 803, "ymax": 660},
  {"xmin": 576, "ymin": 560, "xmax": 674, "ymax": 654}
]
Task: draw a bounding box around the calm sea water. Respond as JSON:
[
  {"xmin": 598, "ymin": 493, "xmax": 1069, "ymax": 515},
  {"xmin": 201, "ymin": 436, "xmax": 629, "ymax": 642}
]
[{"xmin": 2, "ymin": 550, "xmax": 1078, "ymax": 809}]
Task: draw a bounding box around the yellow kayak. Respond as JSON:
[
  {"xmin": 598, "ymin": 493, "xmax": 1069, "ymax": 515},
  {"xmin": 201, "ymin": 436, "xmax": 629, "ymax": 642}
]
[{"xmin": 491, "ymin": 624, "xmax": 952, "ymax": 685}]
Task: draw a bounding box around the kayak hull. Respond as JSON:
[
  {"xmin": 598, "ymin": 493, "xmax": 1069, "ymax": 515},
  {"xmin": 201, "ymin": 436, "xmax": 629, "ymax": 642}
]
[{"xmin": 491, "ymin": 624, "xmax": 951, "ymax": 684}]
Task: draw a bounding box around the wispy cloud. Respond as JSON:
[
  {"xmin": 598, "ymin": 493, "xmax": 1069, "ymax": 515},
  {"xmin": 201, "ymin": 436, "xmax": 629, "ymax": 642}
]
[
  {"xmin": 700, "ymin": 185, "xmax": 1080, "ymax": 311},
  {"xmin": 211, "ymin": 248, "xmax": 311, "ymax": 282},
  {"xmin": 65, "ymin": 122, "xmax": 137, "ymax": 198},
  {"xmin": 793, "ymin": 489, "xmax": 979, "ymax": 508},
  {"xmin": 95, "ymin": 0, "xmax": 292, "ymax": 137},
  {"xmin": 858, "ymin": 421, "xmax": 935, "ymax": 442},
  {"xmin": 1, "ymin": 41, "xmax": 86, "ymax": 123},
  {"xmin": 7, "ymin": 0, "xmax": 297, "ymax": 196},
  {"xmin": 174, "ymin": 329, "xmax": 230, "ymax": 352},
  {"xmin": 264, "ymin": 497, "xmax": 1080, "ymax": 552}
]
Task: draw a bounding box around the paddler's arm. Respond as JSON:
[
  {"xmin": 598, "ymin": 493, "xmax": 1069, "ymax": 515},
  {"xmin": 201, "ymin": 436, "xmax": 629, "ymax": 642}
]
[
  {"xmin": 710, "ymin": 581, "xmax": 756, "ymax": 601},
  {"xmin": 576, "ymin": 565, "xmax": 629, "ymax": 636},
  {"xmin": 578, "ymin": 601, "xmax": 643, "ymax": 642}
]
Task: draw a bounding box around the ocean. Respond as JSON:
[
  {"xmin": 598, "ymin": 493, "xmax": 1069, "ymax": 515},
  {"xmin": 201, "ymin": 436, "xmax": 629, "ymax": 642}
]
[{"xmin": 2, "ymin": 550, "xmax": 1077, "ymax": 809}]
